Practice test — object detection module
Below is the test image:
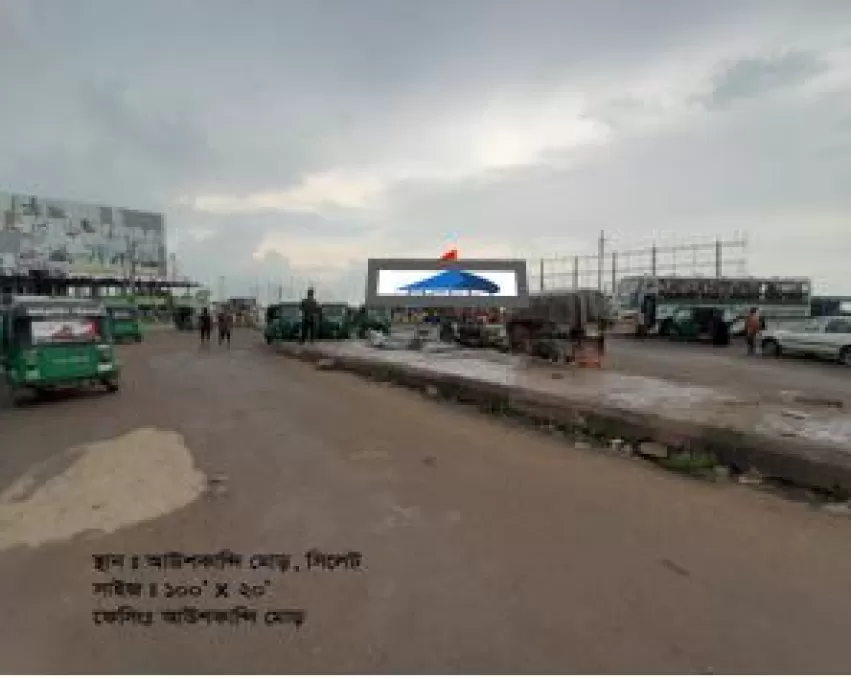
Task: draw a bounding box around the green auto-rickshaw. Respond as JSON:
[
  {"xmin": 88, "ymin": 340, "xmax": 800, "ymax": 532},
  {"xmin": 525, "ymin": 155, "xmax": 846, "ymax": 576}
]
[
  {"xmin": 352, "ymin": 306, "xmax": 391, "ymax": 339},
  {"xmin": 173, "ymin": 305, "xmax": 197, "ymax": 331},
  {"xmin": 318, "ymin": 303, "xmax": 352, "ymax": 340},
  {"xmin": 106, "ymin": 300, "xmax": 143, "ymax": 343},
  {"xmin": 264, "ymin": 302, "xmax": 303, "ymax": 345},
  {"xmin": 0, "ymin": 296, "xmax": 120, "ymax": 407}
]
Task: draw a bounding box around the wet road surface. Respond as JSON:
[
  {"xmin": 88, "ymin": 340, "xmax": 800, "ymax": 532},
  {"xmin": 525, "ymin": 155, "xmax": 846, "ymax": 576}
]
[
  {"xmin": 1, "ymin": 329, "xmax": 851, "ymax": 673},
  {"xmin": 606, "ymin": 335, "xmax": 851, "ymax": 405}
]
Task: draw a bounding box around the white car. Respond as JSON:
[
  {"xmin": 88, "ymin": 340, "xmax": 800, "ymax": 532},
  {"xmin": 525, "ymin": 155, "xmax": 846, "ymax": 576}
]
[{"xmin": 760, "ymin": 316, "xmax": 851, "ymax": 366}]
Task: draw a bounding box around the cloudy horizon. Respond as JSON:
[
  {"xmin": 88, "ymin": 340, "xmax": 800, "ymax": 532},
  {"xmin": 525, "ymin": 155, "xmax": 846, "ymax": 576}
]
[{"xmin": 1, "ymin": 0, "xmax": 849, "ymax": 301}]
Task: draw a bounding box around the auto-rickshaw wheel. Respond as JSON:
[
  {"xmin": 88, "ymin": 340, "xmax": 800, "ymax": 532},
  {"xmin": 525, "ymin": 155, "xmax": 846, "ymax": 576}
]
[{"xmin": 3, "ymin": 383, "xmax": 29, "ymax": 408}]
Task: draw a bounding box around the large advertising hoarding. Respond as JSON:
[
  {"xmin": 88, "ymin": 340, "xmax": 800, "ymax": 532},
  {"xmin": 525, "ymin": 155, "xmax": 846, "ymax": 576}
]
[
  {"xmin": 0, "ymin": 191, "xmax": 166, "ymax": 278},
  {"xmin": 366, "ymin": 258, "xmax": 529, "ymax": 308}
]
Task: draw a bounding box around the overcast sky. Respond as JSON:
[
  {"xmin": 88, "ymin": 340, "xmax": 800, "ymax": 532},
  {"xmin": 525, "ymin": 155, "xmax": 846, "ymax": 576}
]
[{"xmin": 1, "ymin": 0, "xmax": 849, "ymax": 300}]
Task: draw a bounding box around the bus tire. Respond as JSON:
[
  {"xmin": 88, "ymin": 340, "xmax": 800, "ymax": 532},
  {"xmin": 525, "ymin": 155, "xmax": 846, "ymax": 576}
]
[
  {"xmin": 838, "ymin": 347, "xmax": 851, "ymax": 367},
  {"xmin": 102, "ymin": 379, "xmax": 120, "ymax": 393},
  {"xmin": 659, "ymin": 320, "xmax": 673, "ymax": 337}
]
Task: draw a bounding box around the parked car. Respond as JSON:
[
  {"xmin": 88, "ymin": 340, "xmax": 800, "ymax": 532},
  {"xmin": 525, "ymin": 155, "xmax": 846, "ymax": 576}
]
[{"xmin": 760, "ymin": 316, "xmax": 851, "ymax": 366}]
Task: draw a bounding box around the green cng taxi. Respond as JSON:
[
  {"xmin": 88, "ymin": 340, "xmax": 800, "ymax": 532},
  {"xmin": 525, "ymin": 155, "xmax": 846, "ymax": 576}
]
[
  {"xmin": 0, "ymin": 296, "xmax": 120, "ymax": 406},
  {"xmin": 352, "ymin": 306, "xmax": 391, "ymax": 339},
  {"xmin": 105, "ymin": 300, "xmax": 143, "ymax": 343},
  {"xmin": 318, "ymin": 303, "xmax": 352, "ymax": 340},
  {"xmin": 264, "ymin": 302, "xmax": 303, "ymax": 344}
]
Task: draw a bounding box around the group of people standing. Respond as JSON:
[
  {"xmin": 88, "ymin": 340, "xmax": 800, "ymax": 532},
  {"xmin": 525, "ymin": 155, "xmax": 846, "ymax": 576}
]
[{"xmin": 198, "ymin": 307, "xmax": 233, "ymax": 347}]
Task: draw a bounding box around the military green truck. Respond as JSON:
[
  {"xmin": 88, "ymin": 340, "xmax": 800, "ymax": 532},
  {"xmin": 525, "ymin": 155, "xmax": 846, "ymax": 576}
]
[
  {"xmin": 264, "ymin": 302, "xmax": 303, "ymax": 344},
  {"xmin": 506, "ymin": 289, "xmax": 610, "ymax": 361},
  {"xmin": 1, "ymin": 296, "xmax": 120, "ymax": 406}
]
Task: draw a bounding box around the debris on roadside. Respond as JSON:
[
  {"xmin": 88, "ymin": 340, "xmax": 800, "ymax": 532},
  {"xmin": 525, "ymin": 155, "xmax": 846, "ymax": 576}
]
[
  {"xmin": 637, "ymin": 441, "xmax": 669, "ymax": 459},
  {"xmin": 738, "ymin": 468, "xmax": 764, "ymax": 486},
  {"xmin": 713, "ymin": 465, "xmax": 732, "ymax": 481},
  {"xmin": 366, "ymin": 330, "xmax": 389, "ymax": 348},
  {"xmin": 205, "ymin": 473, "xmax": 229, "ymax": 498},
  {"xmin": 821, "ymin": 501, "xmax": 851, "ymax": 516}
]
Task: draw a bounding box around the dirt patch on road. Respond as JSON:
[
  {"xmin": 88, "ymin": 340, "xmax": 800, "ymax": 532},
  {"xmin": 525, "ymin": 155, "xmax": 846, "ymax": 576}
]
[{"xmin": 0, "ymin": 427, "xmax": 206, "ymax": 551}]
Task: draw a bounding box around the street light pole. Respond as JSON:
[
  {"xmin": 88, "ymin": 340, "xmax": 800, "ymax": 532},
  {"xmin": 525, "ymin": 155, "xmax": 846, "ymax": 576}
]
[{"xmin": 126, "ymin": 236, "xmax": 137, "ymax": 302}]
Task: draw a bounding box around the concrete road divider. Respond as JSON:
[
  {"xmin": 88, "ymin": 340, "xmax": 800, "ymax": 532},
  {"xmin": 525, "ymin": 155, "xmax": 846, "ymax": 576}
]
[{"xmin": 273, "ymin": 341, "xmax": 851, "ymax": 498}]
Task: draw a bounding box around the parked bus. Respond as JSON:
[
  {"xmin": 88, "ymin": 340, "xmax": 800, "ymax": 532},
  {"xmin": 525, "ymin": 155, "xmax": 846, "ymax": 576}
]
[{"xmin": 612, "ymin": 275, "xmax": 811, "ymax": 337}]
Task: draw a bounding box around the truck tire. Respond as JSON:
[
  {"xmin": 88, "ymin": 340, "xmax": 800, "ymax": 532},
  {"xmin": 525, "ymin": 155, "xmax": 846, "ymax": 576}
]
[
  {"xmin": 509, "ymin": 324, "xmax": 533, "ymax": 354},
  {"xmin": 102, "ymin": 378, "xmax": 120, "ymax": 393},
  {"xmin": 659, "ymin": 319, "xmax": 673, "ymax": 337}
]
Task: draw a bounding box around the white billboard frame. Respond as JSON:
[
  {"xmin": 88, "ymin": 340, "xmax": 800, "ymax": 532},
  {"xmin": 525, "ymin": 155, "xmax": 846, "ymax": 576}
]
[{"xmin": 365, "ymin": 258, "xmax": 529, "ymax": 309}]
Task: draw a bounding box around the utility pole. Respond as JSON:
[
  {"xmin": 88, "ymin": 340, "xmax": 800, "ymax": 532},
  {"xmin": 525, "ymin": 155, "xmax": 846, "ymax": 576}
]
[
  {"xmin": 597, "ymin": 230, "xmax": 605, "ymax": 291},
  {"xmin": 126, "ymin": 236, "xmax": 137, "ymax": 301}
]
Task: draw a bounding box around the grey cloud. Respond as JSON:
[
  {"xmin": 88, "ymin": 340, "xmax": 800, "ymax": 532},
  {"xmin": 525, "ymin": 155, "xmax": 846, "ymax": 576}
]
[
  {"xmin": 1, "ymin": 0, "xmax": 850, "ymax": 297},
  {"xmin": 703, "ymin": 51, "xmax": 827, "ymax": 110}
]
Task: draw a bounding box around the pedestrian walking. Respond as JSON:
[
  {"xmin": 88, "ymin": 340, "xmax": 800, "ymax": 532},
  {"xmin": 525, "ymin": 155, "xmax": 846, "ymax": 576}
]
[
  {"xmin": 199, "ymin": 307, "xmax": 212, "ymax": 347},
  {"xmin": 745, "ymin": 307, "xmax": 761, "ymax": 356},
  {"xmin": 299, "ymin": 287, "xmax": 319, "ymax": 344},
  {"xmin": 217, "ymin": 308, "xmax": 232, "ymax": 347}
]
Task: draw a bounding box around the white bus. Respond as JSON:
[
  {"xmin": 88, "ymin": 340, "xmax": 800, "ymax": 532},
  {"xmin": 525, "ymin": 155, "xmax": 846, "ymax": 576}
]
[{"xmin": 612, "ymin": 275, "xmax": 811, "ymax": 336}]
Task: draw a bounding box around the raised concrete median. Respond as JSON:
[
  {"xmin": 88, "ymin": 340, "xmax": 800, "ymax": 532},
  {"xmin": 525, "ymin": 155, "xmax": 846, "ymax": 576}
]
[{"xmin": 274, "ymin": 341, "xmax": 851, "ymax": 498}]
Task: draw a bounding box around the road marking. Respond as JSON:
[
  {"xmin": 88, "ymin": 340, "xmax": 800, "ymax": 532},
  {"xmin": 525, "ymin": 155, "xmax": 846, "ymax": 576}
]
[{"xmin": 0, "ymin": 427, "xmax": 206, "ymax": 551}]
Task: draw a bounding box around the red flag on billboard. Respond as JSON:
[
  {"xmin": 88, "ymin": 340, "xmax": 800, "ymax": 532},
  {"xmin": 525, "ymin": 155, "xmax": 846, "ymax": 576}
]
[{"xmin": 439, "ymin": 249, "xmax": 458, "ymax": 261}]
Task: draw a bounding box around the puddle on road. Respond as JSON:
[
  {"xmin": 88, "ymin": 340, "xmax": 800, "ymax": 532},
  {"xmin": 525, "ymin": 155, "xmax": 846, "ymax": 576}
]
[{"xmin": 0, "ymin": 427, "xmax": 207, "ymax": 551}]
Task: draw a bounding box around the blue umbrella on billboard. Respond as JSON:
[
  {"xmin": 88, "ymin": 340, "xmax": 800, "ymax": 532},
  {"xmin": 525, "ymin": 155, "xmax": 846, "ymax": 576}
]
[{"xmin": 399, "ymin": 269, "xmax": 500, "ymax": 295}]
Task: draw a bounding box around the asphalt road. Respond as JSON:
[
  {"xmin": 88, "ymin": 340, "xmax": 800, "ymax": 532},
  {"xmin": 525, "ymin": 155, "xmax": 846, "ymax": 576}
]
[
  {"xmin": 606, "ymin": 335, "xmax": 851, "ymax": 405},
  {"xmin": 2, "ymin": 330, "xmax": 851, "ymax": 673}
]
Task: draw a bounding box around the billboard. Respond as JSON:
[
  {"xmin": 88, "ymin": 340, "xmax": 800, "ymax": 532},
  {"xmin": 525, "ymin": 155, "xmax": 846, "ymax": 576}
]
[
  {"xmin": 0, "ymin": 191, "xmax": 166, "ymax": 278},
  {"xmin": 366, "ymin": 258, "xmax": 528, "ymax": 308}
]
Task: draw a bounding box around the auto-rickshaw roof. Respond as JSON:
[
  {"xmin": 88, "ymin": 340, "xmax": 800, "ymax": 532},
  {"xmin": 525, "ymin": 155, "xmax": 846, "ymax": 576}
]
[{"xmin": 7, "ymin": 295, "xmax": 107, "ymax": 316}]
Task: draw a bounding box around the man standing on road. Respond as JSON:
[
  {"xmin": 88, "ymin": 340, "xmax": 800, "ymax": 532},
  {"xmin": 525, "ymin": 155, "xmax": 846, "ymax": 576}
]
[
  {"xmin": 299, "ymin": 287, "xmax": 320, "ymax": 344},
  {"xmin": 745, "ymin": 307, "xmax": 761, "ymax": 355},
  {"xmin": 199, "ymin": 307, "xmax": 212, "ymax": 347},
  {"xmin": 217, "ymin": 308, "xmax": 233, "ymax": 347}
]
